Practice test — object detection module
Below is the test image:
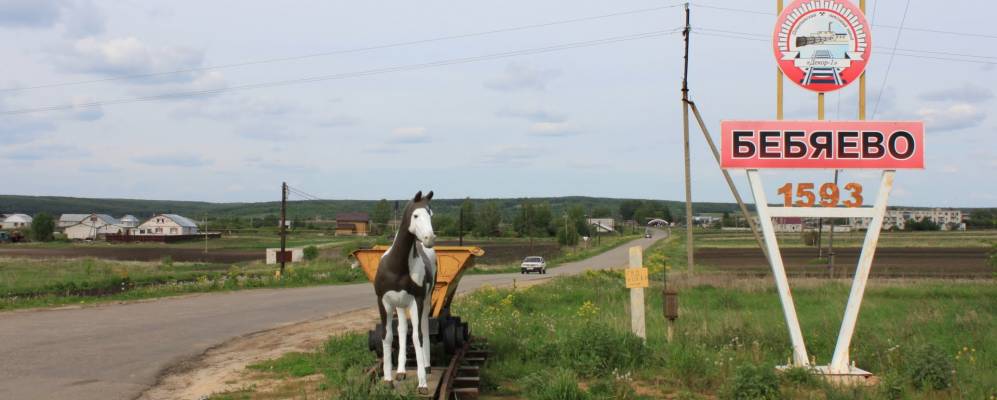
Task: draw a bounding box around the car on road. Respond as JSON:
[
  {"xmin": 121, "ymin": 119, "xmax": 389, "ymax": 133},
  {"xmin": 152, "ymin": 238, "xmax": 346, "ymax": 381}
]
[
  {"xmin": 520, "ymin": 256, "xmax": 546, "ymax": 274},
  {"xmin": 644, "ymin": 231, "xmax": 652, "ymax": 238}
]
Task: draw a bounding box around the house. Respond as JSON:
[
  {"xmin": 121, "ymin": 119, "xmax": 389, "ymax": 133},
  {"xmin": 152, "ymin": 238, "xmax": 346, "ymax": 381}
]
[
  {"xmin": 1, "ymin": 214, "xmax": 33, "ymax": 230},
  {"xmin": 119, "ymin": 215, "xmax": 140, "ymax": 228},
  {"xmin": 586, "ymin": 218, "xmax": 616, "ymax": 233},
  {"xmin": 133, "ymin": 214, "xmax": 199, "ymax": 235},
  {"xmin": 849, "ymin": 208, "xmax": 965, "ymax": 231},
  {"xmin": 65, "ymin": 214, "xmax": 126, "ymax": 240},
  {"xmin": 773, "ymin": 217, "xmax": 804, "ymax": 233},
  {"xmin": 58, "ymin": 214, "xmax": 90, "ymax": 229},
  {"xmin": 335, "ymin": 212, "xmax": 370, "ymax": 236}
]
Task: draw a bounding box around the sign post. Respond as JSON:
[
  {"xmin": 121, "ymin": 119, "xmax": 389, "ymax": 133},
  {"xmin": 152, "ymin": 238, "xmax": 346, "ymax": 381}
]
[
  {"xmin": 721, "ymin": 120, "xmax": 923, "ymax": 381},
  {"xmin": 625, "ymin": 246, "xmax": 648, "ymax": 340}
]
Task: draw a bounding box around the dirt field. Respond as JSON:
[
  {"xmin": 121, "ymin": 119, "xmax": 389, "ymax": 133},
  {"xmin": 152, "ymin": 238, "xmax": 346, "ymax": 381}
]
[
  {"xmin": 695, "ymin": 247, "xmax": 992, "ymax": 278},
  {"xmin": 0, "ymin": 247, "xmax": 261, "ymax": 263},
  {"xmin": 437, "ymin": 240, "xmax": 560, "ymax": 264}
]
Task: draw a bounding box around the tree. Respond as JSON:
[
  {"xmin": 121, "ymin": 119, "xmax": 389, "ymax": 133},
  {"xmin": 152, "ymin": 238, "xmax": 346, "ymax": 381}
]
[
  {"xmin": 567, "ymin": 204, "xmax": 589, "ymax": 236},
  {"xmin": 619, "ymin": 200, "xmax": 643, "ymax": 221},
  {"xmin": 262, "ymin": 214, "xmax": 279, "ymax": 228},
  {"xmin": 460, "ymin": 198, "xmax": 476, "ymax": 235},
  {"xmin": 31, "ymin": 213, "xmax": 55, "ymax": 242},
  {"xmin": 557, "ymin": 223, "xmax": 580, "ymax": 246},
  {"xmin": 513, "ymin": 201, "xmax": 535, "ymax": 237},
  {"xmin": 371, "ymin": 199, "xmax": 392, "ymax": 234},
  {"xmin": 474, "ymin": 201, "xmax": 502, "ymax": 236},
  {"xmin": 591, "ymin": 206, "xmax": 612, "ymax": 218},
  {"xmin": 967, "ymin": 209, "xmax": 996, "ymax": 229},
  {"xmin": 434, "ymin": 214, "xmax": 457, "ymax": 236},
  {"xmin": 534, "ymin": 202, "xmax": 554, "ymax": 236}
]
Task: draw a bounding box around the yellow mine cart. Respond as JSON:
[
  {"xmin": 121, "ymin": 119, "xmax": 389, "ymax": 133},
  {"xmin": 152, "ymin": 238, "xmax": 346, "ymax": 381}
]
[{"xmin": 353, "ymin": 245, "xmax": 484, "ymax": 355}]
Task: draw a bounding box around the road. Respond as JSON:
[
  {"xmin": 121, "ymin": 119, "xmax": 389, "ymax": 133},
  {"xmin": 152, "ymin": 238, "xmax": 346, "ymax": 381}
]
[{"xmin": 0, "ymin": 233, "xmax": 663, "ymax": 400}]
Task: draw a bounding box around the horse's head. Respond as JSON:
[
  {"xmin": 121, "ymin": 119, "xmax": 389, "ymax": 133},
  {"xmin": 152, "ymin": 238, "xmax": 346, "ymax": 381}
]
[{"xmin": 407, "ymin": 190, "xmax": 436, "ymax": 248}]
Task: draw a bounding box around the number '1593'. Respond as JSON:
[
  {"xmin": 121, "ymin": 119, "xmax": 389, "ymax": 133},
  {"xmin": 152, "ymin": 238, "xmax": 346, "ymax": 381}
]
[{"xmin": 776, "ymin": 183, "xmax": 863, "ymax": 208}]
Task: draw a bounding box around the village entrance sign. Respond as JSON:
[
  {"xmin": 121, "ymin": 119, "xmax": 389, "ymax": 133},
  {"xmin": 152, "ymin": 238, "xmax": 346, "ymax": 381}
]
[{"xmin": 721, "ymin": 0, "xmax": 925, "ymax": 382}]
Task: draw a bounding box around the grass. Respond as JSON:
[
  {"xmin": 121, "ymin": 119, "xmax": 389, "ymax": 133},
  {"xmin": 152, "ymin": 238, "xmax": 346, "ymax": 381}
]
[
  {"xmin": 693, "ymin": 229, "xmax": 997, "ymax": 249},
  {"xmin": 0, "ymin": 252, "xmax": 366, "ymax": 311},
  {"xmin": 208, "ymin": 235, "xmax": 995, "ymax": 399},
  {"xmin": 14, "ymin": 231, "xmax": 352, "ymax": 250}
]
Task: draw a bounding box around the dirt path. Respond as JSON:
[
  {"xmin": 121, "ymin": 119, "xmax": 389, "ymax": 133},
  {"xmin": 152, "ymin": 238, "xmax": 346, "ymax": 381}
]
[{"xmin": 140, "ymin": 308, "xmax": 379, "ymax": 400}]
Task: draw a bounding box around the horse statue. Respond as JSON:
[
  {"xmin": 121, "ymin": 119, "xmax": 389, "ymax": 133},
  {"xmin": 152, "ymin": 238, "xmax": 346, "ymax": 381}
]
[{"xmin": 374, "ymin": 190, "xmax": 437, "ymax": 393}]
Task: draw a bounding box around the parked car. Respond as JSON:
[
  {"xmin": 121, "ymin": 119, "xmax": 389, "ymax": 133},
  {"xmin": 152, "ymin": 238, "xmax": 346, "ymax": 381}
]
[
  {"xmin": 520, "ymin": 256, "xmax": 547, "ymax": 274},
  {"xmin": 644, "ymin": 230, "xmax": 652, "ymax": 238}
]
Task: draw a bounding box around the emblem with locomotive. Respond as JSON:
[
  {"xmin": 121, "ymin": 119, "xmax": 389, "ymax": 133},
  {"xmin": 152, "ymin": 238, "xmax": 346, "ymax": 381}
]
[{"xmin": 774, "ymin": 0, "xmax": 871, "ymax": 92}]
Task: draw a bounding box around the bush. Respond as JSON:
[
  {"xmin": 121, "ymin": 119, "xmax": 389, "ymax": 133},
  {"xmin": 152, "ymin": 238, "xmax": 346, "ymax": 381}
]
[
  {"xmin": 908, "ymin": 344, "xmax": 953, "ymax": 390},
  {"xmin": 30, "ymin": 213, "xmax": 55, "ymax": 242},
  {"xmin": 555, "ymin": 322, "xmax": 647, "ymax": 376},
  {"xmin": 304, "ymin": 245, "xmax": 320, "ymax": 261},
  {"xmin": 520, "ymin": 368, "xmax": 590, "ymax": 400},
  {"xmin": 722, "ymin": 364, "xmax": 780, "ymax": 400}
]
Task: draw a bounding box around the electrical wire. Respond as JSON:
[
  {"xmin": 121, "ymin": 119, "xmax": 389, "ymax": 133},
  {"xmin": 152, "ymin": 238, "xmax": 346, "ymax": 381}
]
[
  {"xmin": 0, "ymin": 28, "xmax": 682, "ymax": 116},
  {"xmin": 0, "ymin": 3, "xmax": 685, "ymax": 93},
  {"xmin": 695, "ymin": 2, "xmax": 997, "ymax": 40},
  {"xmin": 873, "ymin": 0, "xmax": 912, "ymax": 119}
]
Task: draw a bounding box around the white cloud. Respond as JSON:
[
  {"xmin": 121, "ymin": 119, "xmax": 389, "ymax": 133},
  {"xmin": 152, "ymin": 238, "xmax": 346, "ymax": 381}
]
[
  {"xmin": 56, "ymin": 37, "xmax": 206, "ymax": 84},
  {"xmin": 68, "ymin": 95, "xmax": 103, "ymax": 121},
  {"xmin": 920, "ymin": 84, "xmax": 994, "ymax": 103},
  {"xmin": 236, "ymin": 124, "xmax": 296, "ymax": 141},
  {"xmin": 480, "ymin": 145, "xmax": 542, "ymax": 166},
  {"xmin": 133, "ymin": 154, "xmax": 210, "ymax": 167},
  {"xmin": 496, "ymin": 106, "xmax": 566, "ymax": 123},
  {"xmin": 484, "ymin": 64, "xmax": 561, "ymax": 92},
  {"xmin": 528, "ymin": 122, "xmax": 577, "ymax": 137},
  {"xmin": 916, "ymin": 103, "xmax": 987, "ymax": 132},
  {"xmin": 389, "ymin": 127, "xmax": 430, "ymax": 143},
  {"xmin": 0, "ymin": 0, "xmax": 103, "ymax": 36}
]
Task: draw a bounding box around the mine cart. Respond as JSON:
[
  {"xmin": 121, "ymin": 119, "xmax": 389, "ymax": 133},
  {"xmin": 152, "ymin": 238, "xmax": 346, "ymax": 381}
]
[{"xmin": 352, "ymin": 245, "xmax": 484, "ymax": 355}]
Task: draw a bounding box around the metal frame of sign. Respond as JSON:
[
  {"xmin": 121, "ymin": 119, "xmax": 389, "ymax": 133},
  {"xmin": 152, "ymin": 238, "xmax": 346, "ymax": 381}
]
[{"xmin": 744, "ymin": 168, "xmax": 893, "ymax": 377}]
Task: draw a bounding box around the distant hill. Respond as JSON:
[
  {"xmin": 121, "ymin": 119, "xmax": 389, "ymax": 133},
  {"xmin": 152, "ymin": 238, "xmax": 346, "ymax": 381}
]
[{"xmin": 0, "ymin": 194, "xmax": 745, "ymax": 221}]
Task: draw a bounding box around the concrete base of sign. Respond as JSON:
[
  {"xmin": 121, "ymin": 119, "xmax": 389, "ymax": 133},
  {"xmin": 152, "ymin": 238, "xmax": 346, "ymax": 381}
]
[{"xmin": 777, "ymin": 365, "xmax": 877, "ymax": 386}]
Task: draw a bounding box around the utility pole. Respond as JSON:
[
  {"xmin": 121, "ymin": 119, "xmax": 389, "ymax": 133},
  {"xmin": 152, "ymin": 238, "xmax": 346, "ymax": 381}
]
[
  {"xmin": 681, "ymin": 2, "xmax": 694, "ymax": 272},
  {"xmin": 280, "ymin": 181, "xmax": 288, "ymax": 275}
]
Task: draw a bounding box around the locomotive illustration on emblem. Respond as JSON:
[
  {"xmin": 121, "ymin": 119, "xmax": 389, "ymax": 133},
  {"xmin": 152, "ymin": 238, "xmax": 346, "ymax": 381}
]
[{"xmin": 773, "ymin": 0, "xmax": 871, "ymax": 93}]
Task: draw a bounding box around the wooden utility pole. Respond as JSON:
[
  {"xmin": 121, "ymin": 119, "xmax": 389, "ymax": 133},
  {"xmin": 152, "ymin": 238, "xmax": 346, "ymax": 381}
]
[
  {"xmin": 681, "ymin": 2, "xmax": 694, "ymax": 272},
  {"xmin": 280, "ymin": 182, "xmax": 288, "ymax": 275}
]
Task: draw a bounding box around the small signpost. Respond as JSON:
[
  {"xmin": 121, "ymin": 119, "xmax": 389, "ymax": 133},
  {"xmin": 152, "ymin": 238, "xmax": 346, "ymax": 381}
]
[{"xmin": 626, "ymin": 246, "xmax": 648, "ymax": 340}]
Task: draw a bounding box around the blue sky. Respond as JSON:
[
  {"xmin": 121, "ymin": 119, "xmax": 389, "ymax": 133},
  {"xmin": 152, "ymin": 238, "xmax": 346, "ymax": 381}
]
[{"xmin": 0, "ymin": 0, "xmax": 994, "ymax": 206}]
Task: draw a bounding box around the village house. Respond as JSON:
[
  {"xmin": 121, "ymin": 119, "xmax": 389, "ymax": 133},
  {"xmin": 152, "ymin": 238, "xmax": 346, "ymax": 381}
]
[
  {"xmin": 586, "ymin": 218, "xmax": 616, "ymax": 233},
  {"xmin": 58, "ymin": 214, "xmax": 89, "ymax": 229},
  {"xmin": 849, "ymin": 208, "xmax": 965, "ymax": 231},
  {"xmin": 64, "ymin": 214, "xmax": 127, "ymax": 240},
  {"xmin": 335, "ymin": 212, "xmax": 370, "ymax": 236},
  {"xmin": 1, "ymin": 214, "xmax": 32, "ymax": 230},
  {"xmin": 119, "ymin": 215, "xmax": 140, "ymax": 228},
  {"xmin": 133, "ymin": 214, "xmax": 199, "ymax": 235}
]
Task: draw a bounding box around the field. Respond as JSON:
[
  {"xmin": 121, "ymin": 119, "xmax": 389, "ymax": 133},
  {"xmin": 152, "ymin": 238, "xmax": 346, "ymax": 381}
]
[
  {"xmin": 690, "ymin": 230, "xmax": 996, "ymax": 279},
  {"xmin": 208, "ymin": 234, "xmax": 996, "ymax": 399}
]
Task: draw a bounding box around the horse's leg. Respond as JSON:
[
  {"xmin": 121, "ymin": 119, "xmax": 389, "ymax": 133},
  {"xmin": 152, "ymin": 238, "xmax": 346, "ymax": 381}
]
[
  {"xmin": 380, "ymin": 300, "xmax": 394, "ymax": 382},
  {"xmin": 408, "ymin": 302, "xmax": 429, "ymax": 392},
  {"xmin": 395, "ymin": 307, "xmax": 408, "ymax": 379},
  {"xmin": 421, "ymin": 290, "xmax": 432, "ymax": 375}
]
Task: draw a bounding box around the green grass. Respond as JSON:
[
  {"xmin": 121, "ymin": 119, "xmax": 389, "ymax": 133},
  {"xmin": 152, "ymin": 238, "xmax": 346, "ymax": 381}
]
[
  {"xmin": 0, "ymin": 256, "xmax": 365, "ymax": 311},
  {"xmin": 693, "ymin": 229, "xmax": 997, "ymax": 249}
]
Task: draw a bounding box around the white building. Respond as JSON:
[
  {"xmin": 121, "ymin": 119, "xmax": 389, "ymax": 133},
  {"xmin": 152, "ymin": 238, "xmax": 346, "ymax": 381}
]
[
  {"xmin": 58, "ymin": 214, "xmax": 89, "ymax": 229},
  {"xmin": 586, "ymin": 218, "xmax": 616, "ymax": 233},
  {"xmin": 134, "ymin": 214, "xmax": 199, "ymax": 235},
  {"xmin": 1, "ymin": 214, "xmax": 33, "ymax": 230},
  {"xmin": 849, "ymin": 208, "xmax": 965, "ymax": 231},
  {"xmin": 119, "ymin": 215, "xmax": 140, "ymax": 228},
  {"xmin": 64, "ymin": 214, "xmax": 126, "ymax": 240}
]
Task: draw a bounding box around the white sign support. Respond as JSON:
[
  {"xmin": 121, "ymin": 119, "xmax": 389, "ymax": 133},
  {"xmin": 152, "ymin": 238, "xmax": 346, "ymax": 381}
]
[{"xmin": 745, "ymin": 169, "xmax": 895, "ymax": 378}]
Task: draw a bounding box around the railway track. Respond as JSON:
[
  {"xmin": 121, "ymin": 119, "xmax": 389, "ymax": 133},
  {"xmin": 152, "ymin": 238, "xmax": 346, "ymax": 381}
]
[{"xmin": 367, "ymin": 337, "xmax": 489, "ymax": 399}]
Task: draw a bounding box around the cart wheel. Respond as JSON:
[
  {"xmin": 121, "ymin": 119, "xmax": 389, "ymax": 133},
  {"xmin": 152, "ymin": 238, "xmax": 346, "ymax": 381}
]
[
  {"xmin": 442, "ymin": 319, "xmax": 457, "ymax": 354},
  {"xmin": 368, "ymin": 326, "xmax": 383, "ymax": 355},
  {"xmin": 461, "ymin": 322, "xmax": 470, "ymax": 341}
]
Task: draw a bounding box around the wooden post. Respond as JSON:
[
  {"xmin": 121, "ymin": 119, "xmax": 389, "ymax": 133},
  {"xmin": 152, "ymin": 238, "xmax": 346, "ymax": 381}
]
[
  {"xmin": 280, "ymin": 182, "xmax": 287, "ymax": 275},
  {"xmin": 627, "ymin": 246, "xmax": 647, "ymax": 340}
]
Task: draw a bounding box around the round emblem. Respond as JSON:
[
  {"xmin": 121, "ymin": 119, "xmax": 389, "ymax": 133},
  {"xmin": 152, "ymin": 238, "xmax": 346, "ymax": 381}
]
[{"xmin": 773, "ymin": 0, "xmax": 871, "ymax": 93}]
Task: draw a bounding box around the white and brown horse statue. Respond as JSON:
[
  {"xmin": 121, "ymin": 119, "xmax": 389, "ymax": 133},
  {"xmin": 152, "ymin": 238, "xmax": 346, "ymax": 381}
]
[{"xmin": 375, "ymin": 190, "xmax": 437, "ymax": 393}]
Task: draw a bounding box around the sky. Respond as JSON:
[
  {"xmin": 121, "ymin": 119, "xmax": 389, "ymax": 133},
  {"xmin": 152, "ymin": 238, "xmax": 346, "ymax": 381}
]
[{"xmin": 0, "ymin": 0, "xmax": 994, "ymax": 207}]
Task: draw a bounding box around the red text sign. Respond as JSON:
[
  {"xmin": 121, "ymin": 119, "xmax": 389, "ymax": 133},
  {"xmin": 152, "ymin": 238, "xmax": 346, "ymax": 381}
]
[{"xmin": 720, "ymin": 120, "xmax": 924, "ymax": 169}]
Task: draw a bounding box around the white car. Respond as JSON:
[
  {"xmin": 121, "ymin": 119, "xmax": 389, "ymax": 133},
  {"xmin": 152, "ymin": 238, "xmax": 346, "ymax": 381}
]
[{"xmin": 520, "ymin": 256, "xmax": 547, "ymax": 274}]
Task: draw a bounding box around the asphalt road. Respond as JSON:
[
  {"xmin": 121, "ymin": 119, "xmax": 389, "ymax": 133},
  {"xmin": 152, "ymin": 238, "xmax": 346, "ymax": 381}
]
[{"xmin": 0, "ymin": 233, "xmax": 663, "ymax": 400}]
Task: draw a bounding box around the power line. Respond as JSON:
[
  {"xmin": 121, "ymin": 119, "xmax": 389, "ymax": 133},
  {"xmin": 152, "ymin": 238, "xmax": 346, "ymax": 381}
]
[
  {"xmin": 695, "ymin": 2, "xmax": 997, "ymax": 40},
  {"xmin": 0, "ymin": 28, "xmax": 681, "ymax": 116},
  {"xmin": 873, "ymin": 0, "xmax": 911, "ymax": 119},
  {"xmin": 0, "ymin": 3, "xmax": 684, "ymax": 93}
]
